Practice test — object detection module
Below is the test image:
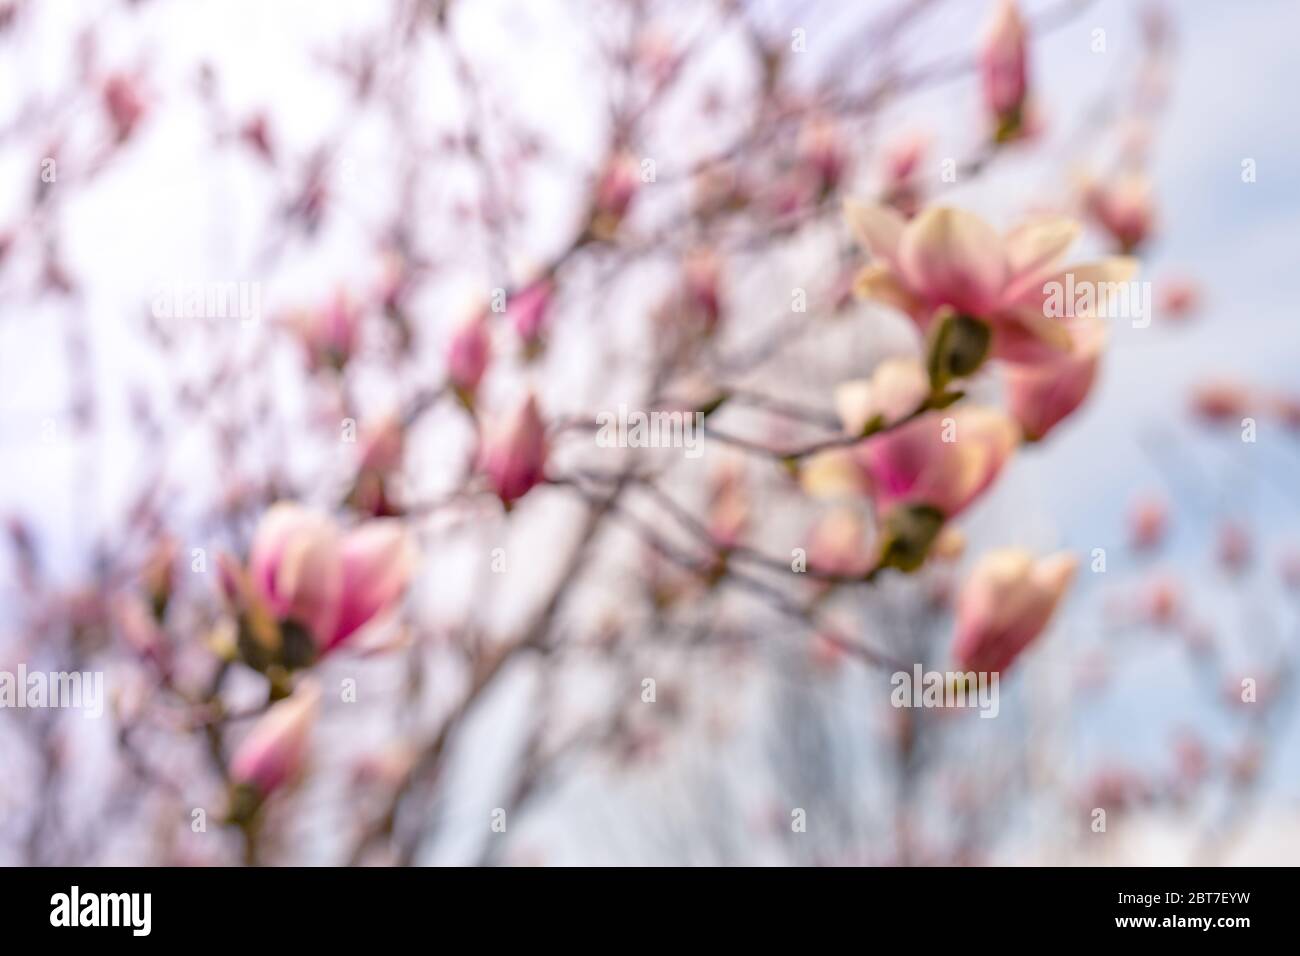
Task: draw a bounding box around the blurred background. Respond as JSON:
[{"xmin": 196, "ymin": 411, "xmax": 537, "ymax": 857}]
[{"xmin": 0, "ymin": 0, "xmax": 1298, "ymax": 865}]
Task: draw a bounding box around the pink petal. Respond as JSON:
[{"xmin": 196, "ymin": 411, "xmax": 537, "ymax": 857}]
[
  {"xmin": 1001, "ymin": 217, "xmax": 1080, "ymax": 302},
  {"xmin": 1004, "ymin": 318, "xmax": 1105, "ymax": 440},
  {"xmin": 329, "ymin": 521, "xmax": 414, "ymax": 650},
  {"xmin": 230, "ymin": 682, "xmax": 321, "ymax": 797},
  {"xmin": 845, "ymin": 200, "xmax": 906, "ymax": 267},
  {"xmin": 899, "ymin": 207, "xmax": 1007, "ymax": 316}
]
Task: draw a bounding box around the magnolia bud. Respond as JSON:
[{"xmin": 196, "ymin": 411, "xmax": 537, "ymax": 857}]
[
  {"xmin": 249, "ymin": 504, "xmax": 342, "ymax": 654},
  {"xmin": 797, "ymin": 115, "xmax": 846, "ymax": 196},
  {"xmin": 1083, "ymin": 174, "xmax": 1155, "ymax": 253},
  {"xmin": 953, "ymin": 550, "xmax": 1076, "ymax": 673},
  {"xmin": 980, "ymin": 0, "xmax": 1029, "ymax": 139},
  {"xmin": 245, "ymin": 504, "xmax": 412, "ymax": 660},
  {"xmin": 508, "ymin": 278, "xmax": 554, "ymax": 355},
  {"xmin": 103, "ymin": 74, "xmax": 146, "ymax": 143},
  {"xmin": 351, "ymin": 415, "xmax": 405, "ymax": 517},
  {"xmin": 289, "ymin": 290, "xmax": 361, "ymax": 372},
  {"xmin": 230, "ymin": 681, "xmax": 320, "ymax": 806},
  {"xmin": 1190, "ymin": 379, "xmax": 1251, "ymax": 424},
  {"xmin": 480, "ymin": 395, "xmax": 548, "ymax": 505},
  {"xmin": 446, "ymin": 307, "xmax": 491, "ymax": 397},
  {"xmin": 857, "ymin": 407, "xmax": 1018, "ymax": 520},
  {"xmin": 590, "ymin": 151, "xmax": 640, "ymax": 239},
  {"xmin": 881, "ymin": 131, "xmax": 929, "ymax": 217},
  {"xmin": 1157, "ymin": 276, "xmax": 1200, "ymax": 323},
  {"xmin": 1128, "ymin": 495, "xmax": 1168, "ymax": 551},
  {"xmin": 834, "ymin": 356, "xmax": 930, "ymax": 437}
]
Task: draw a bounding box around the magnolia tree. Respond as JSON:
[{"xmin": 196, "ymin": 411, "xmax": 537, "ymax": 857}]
[{"xmin": 0, "ymin": 0, "xmax": 1288, "ymax": 866}]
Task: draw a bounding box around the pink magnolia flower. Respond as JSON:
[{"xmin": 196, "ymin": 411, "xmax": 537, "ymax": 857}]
[
  {"xmin": 980, "ymin": 0, "xmax": 1029, "ymax": 132},
  {"xmin": 358, "ymin": 414, "xmax": 404, "ymax": 476},
  {"xmin": 1141, "ymin": 573, "xmax": 1181, "ymax": 627},
  {"xmin": 479, "ymin": 394, "xmax": 548, "ymax": 504},
  {"xmin": 1128, "ymin": 495, "xmax": 1168, "ymax": 551},
  {"xmin": 103, "ymin": 74, "xmax": 146, "ymax": 143},
  {"xmin": 508, "ymin": 278, "xmax": 554, "ymax": 353},
  {"xmin": 856, "ymin": 406, "xmax": 1019, "ymax": 519},
  {"xmin": 1190, "ymin": 379, "xmax": 1252, "ymax": 424},
  {"xmin": 1003, "ymin": 317, "xmax": 1105, "ymax": 440},
  {"xmin": 330, "ymin": 521, "xmax": 414, "ymax": 651},
  {"xmin": 953, "ymin": 549, "xmax": 1077, "ymax": 673},
  {"xmin": 834, "ymin": 356, "xmax": 930, "ymax": 436},
  {"xmin": 1083, "ymin": 174, "xmax": 1155, "ymax": 253},
  {"xmin": 590, "ymin": 150, "xmax": 640, "ymax": 237},
  {"xmin": 881, "ymin": 130, "xmax": 929, "ymax": 218},
  {"xmin": 846, "ymin": 201, "xmax": 1136, "ymax": 363},
  {"xmin": 883, "ymin": 131, "xmax": 928, "ymax": 187},
  {"xmin": 249, "ymin": 504, "xmax": 343, "ymax": 648},
  {"xmin": 797, "ymin": 114, "xmax": 847, "ymax": 195},
  {"xmin": 246, "ymin": 503, "xmax": 413, "ymax": 655},
  {"xmin": 230, "ymin": 682, "xmax": 320, "ymax": 798},
  {"xmin": 289, "ymin": 290, "xmax": 362, "ymax": 372},
  {"xmin": 1157, "ymin": 276, "xmax": 1201, "ymax": 322},
  {"xmin": 446, "ymin": 306, "xmax": 491, "ymax": 396}
]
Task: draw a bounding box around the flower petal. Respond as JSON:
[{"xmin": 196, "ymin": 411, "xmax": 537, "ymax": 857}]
[
  {"xmin": 1002, "ymin": 217, "xmax": 1080, "ymax": 300},
  {"xmin": 330, "ymin": 520, "xmax": 414, "ymax": 650},
  {"xmin": 800, "ymin": 448, "xmax": 869, "ymax": 500},
  {"xmin": 989, "ymin": 306, "xmax": 1073, "ymax": 362},
  {"xmin": 835, "ymin": 357, "xmax": 930, "ymax": 435},
  {"xmin": 852, "ymin": 263, "xmax": 928, "ymax": 325},
  {"xmin": 1004, "ymin": 318, "xmax": 1106, "ymax": 440},
  {"xmin": 1022, "ymin": 256, "xmax": 1141, "ymax": 312},
  {"xmin": 899, "ymin": 207, "xmax": 1007, "ymax": 316},
  {"xmin": 845, "ymin": 199, "xmax": 906, "ymax": 266}
]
